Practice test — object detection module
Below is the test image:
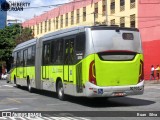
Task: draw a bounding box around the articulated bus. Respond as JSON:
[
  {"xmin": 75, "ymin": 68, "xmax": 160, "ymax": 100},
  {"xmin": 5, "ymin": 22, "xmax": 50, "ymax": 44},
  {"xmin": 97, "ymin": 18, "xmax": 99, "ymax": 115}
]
[{"xmin": 10, "ymin": 25, "xmax": 144, "ymax": 100}]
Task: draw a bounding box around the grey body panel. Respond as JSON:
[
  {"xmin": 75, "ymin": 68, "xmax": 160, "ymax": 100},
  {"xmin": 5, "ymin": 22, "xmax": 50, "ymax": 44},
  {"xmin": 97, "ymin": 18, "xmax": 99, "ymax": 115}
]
[{"xmin": 91, "ymin": 30, "xmax": 142, "ymax": 53}]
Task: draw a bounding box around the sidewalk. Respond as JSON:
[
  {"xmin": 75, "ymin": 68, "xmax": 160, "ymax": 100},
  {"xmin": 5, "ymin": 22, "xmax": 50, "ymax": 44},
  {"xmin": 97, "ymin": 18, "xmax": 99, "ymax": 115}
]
[{"xmin": 144, "ymin": 80, "xmax": 160, "ymax": 84}]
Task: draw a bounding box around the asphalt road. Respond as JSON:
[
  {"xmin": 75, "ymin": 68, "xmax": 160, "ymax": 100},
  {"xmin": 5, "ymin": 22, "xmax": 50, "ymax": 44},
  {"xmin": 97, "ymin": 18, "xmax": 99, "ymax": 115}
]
[{"xmin": 0, "ymin": 80, "xmax": 160, "ymax": 120}]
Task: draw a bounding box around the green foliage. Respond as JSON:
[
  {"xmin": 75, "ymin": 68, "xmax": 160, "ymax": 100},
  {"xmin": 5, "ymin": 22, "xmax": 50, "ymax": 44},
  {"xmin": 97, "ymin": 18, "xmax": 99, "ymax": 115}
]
[
  {"xmin": 0, "ymin": 24, "xmax": 34, "ymax": 61},
  {"xmin": 15, "ymin": 27, "xmax": 34, "ymax": 45}
]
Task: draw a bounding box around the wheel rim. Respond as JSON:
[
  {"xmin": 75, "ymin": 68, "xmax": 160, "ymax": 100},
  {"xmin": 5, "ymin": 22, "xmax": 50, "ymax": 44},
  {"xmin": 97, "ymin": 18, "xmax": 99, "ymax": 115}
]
[
  {"xmin": 58, "ymin": 82, "xmax": 64, "ymax": 99},
  {"xmin": 58, "ymin": 87, "xmax": 63, "ymax": 97},
  {"xmin": 28, "ymin": 84, "xmax": 31, "ymax": 91},
  {"xmin": 28, "ymin": 79, "xmax": 32, "ymax": 92}
]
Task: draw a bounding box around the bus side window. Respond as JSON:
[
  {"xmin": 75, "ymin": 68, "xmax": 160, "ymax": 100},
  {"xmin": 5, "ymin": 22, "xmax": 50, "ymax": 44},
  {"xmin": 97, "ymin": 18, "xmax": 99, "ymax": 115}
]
[
  {"xmin": 23, "ymin": 49, "xmax": 28, "ymax": 67},
  {"xmin": 43, "ymin": 43, "xmax": 51, "ymax": 65},
  {"xmin": 13, "ymin": 52, "xmax": 17, "ymax": 67},
  {"xmin": 55, "ymin": 40, "xmax": 63, "ymax": 64},
  {"xmin": 20, "ymin": 50, "xmax": 23, "ymax": 66},
  {"xmin": 75, "ymin": 33, "xmax": 86, "ymax": 62},
  {"xmin": 17, "ymin": 51, "xmax": 21, "ymax": 67},
  {"xmin": 51, "ymin": 40, "xmax": 57, "ymax": 64}
]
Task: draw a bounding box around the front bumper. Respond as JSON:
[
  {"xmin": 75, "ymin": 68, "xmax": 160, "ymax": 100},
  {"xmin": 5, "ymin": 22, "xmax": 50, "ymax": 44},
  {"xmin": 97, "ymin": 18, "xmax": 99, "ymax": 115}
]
[{"xmin": 85, "ymin": 80, "xmax": 144, "ymax": 97}]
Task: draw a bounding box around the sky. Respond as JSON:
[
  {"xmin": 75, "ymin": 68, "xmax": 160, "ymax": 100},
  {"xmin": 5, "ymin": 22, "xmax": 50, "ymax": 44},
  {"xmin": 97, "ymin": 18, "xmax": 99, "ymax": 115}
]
[{"xmin": 7, "ymin": 0, "xmax": 72, "ymax": 22}]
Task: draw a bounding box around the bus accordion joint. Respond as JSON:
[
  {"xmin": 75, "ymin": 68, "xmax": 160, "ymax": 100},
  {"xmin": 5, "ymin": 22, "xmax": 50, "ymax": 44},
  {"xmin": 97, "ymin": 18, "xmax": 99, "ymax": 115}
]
[
  {"xmin": 138, "ymin": 60, "xmax": 144, "ymax": 83},
  {"xmin": 89, "ymin": 60, "xmax": 97, "ymax": 85}
]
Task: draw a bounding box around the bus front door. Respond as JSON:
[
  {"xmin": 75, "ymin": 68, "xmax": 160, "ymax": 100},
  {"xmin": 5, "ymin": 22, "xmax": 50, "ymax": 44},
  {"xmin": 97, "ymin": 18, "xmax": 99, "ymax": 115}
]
[{"xmin": 63, "ymin": 38, "xmax": 75, "ymax": 84}]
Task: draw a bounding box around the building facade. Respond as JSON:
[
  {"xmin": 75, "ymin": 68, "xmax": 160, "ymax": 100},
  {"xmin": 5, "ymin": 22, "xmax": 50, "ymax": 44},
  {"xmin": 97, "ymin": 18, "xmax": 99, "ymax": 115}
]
[
  {"xmin": 22, "ymin": 0, "xmax": 160, "ymax": 80},
  {"xmin": 138, "ymin": 0, "xmax": 160, "ymax": 80},
  {"xmin": 0, "ymin": 0, "xmax": 7, "ymax": 29}
]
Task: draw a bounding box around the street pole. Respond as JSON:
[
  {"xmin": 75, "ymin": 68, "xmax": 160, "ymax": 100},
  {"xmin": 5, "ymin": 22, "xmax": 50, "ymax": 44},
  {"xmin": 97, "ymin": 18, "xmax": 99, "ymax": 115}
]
[{"xmin": 16, "ymin": 19, "xmax": 22, "ymax": 35}]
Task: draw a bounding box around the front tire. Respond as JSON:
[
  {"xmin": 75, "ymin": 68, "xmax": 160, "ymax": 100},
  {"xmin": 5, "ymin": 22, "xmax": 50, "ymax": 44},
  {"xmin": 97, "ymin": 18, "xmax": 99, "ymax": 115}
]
[
  {"xmin": 57, "ymin": 81, "xmax": 65, "ymax": 100},
  {"xmin": 14, "ymin": 76, "xmax": 19, "ymax": 88}
]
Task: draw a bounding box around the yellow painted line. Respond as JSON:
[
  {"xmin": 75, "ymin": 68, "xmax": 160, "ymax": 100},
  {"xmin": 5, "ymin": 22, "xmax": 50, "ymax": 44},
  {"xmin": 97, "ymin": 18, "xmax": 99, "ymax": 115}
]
[{"xmin": 7, "ymin": 98, "xmax": 21, "ymax": 104}]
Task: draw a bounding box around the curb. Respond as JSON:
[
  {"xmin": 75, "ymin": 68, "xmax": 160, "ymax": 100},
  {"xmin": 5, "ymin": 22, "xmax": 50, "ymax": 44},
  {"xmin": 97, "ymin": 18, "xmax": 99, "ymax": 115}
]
[{"xmin": 144, "ymin": 80, "xmax": 160, "ymax": 84}]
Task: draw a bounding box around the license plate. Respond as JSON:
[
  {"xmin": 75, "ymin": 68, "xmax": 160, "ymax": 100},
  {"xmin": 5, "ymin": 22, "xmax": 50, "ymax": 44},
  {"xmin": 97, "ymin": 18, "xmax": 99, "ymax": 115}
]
[{"xmin": 114, "ymin": 92, "xmax": 125, "ymax": 96}]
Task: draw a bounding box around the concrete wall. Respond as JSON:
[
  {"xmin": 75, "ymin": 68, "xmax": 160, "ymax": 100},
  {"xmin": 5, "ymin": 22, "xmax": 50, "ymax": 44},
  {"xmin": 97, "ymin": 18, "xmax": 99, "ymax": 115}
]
[{"xmin": 138, "ymin": 0, "xmax": 160, "ymax": 79}]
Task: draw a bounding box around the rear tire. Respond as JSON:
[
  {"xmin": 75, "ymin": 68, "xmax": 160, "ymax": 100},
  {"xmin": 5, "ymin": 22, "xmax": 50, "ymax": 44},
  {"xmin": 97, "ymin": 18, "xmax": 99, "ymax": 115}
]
[{"xmin": 57, "ymin": 81, "xmax": 65, "ymax": 100}]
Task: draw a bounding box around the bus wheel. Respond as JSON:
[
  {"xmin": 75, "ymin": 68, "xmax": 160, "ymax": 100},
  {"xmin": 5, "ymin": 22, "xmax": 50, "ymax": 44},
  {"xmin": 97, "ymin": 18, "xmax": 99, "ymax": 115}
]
[
  {"xmin": 14, "ymin": 76, "xmax": 19, "ymax": 88},
  {"xmin": 57, "ymin": 81, "xmax": 65, "ymax": 100},
  {"xmin": 27, "ymin": 77, "xmax": 32, "ymax": 93}
]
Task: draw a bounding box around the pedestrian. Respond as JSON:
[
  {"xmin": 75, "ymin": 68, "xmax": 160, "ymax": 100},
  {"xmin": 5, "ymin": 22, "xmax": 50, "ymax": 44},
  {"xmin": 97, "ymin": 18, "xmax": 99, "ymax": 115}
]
[
  {"xmin": 155, "ymin": 65, "xmax": 160, "ymax": 80},
  {"xmin": 150, "ymin": 65, "xmax": 155, "ymax": 80}
]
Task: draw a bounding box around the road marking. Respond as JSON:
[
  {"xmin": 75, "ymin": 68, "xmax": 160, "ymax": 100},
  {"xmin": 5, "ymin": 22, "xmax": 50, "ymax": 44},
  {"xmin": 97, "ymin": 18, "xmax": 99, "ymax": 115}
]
[
  {"xmin": 11, "ymin": 98, "xmax": 37, "ymax": 99},
  {"xmin": 7, "ymin": 98, "xmax": 21, "ymax": 104},
  {"xmin": 46, "ymin": 103, "xmax": 68, "ymax": 106},
  {"xmin": 2, "ymin": 85, "xmax": 13, "ymax": 87},
  {"xmin": 0, "ymin": 108, "xmax": 19, "ymax": 111}
]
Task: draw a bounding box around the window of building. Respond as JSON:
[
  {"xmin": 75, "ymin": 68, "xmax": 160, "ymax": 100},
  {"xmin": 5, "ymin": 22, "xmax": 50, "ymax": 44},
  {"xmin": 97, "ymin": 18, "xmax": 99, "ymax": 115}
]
[
  {"xmin": 130, "ymin": 14, "xmax": 135, "ymax": 28},
  {"xmin": 60, "ymin": 15, "xmax": 63, "ymax": 28},
  {"xmin": 102, "ymin": 0, "xmax": 106, "ymax": 16},
  {"xmin": 76, "ymin": 9, "xmax": 80, "ymax": 23},
  {"xmin": 66, "ymin": 13, "xmax": 68, "ymax": 27},
  {"xmin": 71, "ymin": 11, "xmax": 74, "ymax": 25},
  {"xmin": 53, "ymin": 19, "xmax": 55, "ymax": 28},
  {"xmin": 45, "ymin": 21, "xmax": 47, "ymax": 32},
  {"xmin": 94, "ymin": 3, "xmax": 98, "ymax": 18},
  {"xmin": 111, "ymin": 19, "xmax": 115, "ymax": 25},
  {"xmin": 83, "ymin": 7, "xmax": 86, "ymax": 21},
  {"xmin": 40, "ymin": 22, "xmax": 43, "ymax": 33},
  {"xmin": 120, "ymin": 0, "xmax": 125, "ymax": 11},
  {"xmin": 37, "ymin": 24, "xmax": 39, "ymax": 35},
  {"xmin": 48, "ymin": 19, "xmax": 51, "ymax": 31},
  {"xmin": 32, "ymin": 26, "xmax": 35, "ymax": 36},
  {"xmin": 56, "ymin": 17, "xmax": 59, "ymax": 29},
  {"xmin": 120, "ymin": 17, "xmax": 125, "ymax": 27},
  {"xmin": 110, "ymin": 0, "xmax": 115, "ymax": 14},
  {"xmin": 130, "ymin": 0, "xmax": 135, "ymax": 9}
]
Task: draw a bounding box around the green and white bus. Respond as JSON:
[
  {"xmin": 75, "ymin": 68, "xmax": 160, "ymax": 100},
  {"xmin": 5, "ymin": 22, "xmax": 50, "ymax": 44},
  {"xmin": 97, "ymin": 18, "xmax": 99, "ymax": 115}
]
[{"xmin": 10, "ymin": 25, "xmax": 144, "ymax": 100}]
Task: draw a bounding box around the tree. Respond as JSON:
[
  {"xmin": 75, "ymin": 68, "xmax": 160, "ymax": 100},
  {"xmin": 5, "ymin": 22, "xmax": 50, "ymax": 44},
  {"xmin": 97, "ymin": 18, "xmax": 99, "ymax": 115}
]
[
  {"xmin": 15, "ymin": 27, "xmax": 34, "ymax": 44},
  {"xmin": 0, "ymin": 24, "xmax": 34, "ymax": 71}
]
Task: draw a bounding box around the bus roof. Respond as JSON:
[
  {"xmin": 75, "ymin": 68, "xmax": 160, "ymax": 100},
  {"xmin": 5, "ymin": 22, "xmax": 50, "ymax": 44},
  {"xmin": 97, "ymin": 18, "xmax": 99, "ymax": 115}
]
[
  {"xmin": 41, "ymin": 25, "xmax": 139, "ymax": 40},
  {"xmin": 13, "ymin": 25, "xmax": 139, "ymax": 52},
  {"xmin": 13, "ymin": 38, "xmax": 37, "ymax": 52}
]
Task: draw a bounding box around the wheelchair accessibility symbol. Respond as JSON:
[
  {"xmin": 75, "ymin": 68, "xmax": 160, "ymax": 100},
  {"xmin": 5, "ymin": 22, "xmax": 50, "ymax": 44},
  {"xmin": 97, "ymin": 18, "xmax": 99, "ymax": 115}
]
[{"xmin": 98, "ymin": 89, "xmax": 103, "ymax": 94}]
